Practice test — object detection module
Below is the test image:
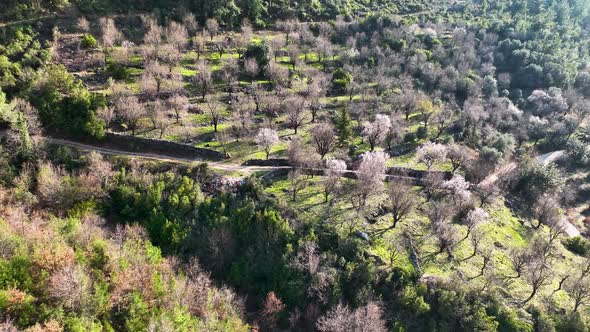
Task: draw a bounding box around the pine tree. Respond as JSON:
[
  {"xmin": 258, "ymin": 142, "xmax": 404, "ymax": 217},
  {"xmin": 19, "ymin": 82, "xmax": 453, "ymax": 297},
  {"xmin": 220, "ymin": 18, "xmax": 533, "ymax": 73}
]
[{"xmin": 336, "ymin": 107, "xmax": 352, "ymax": 144}]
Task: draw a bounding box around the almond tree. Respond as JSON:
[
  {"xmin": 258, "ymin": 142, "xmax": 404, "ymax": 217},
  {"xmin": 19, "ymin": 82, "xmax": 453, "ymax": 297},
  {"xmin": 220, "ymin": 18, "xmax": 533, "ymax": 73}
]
[
  {"xmin": 97, "ymin": 106, "xmax": 114, "ymax": 130},
  {"xmin": 116, "ymin": 95, "xmax": 144, "ymax": 135},
  {"xmin": 205, "ymin": 96, "xmax": 223, "ymax": 133},
  {"xmin": 206, "ymin": 18, "xmax": 219, "ymax": 41},
  {"xmin": 99, "ymin": 17, "xmax": 119, "ymax": 65},
  {"xmin": 168, "ymin": 94, "xmax": 188, "ymax": 124},
  {"xmin": 362, "ymin": 114, "xmax": 391, "ymax": 151},
  {"xmin": 244, "ymin": 57, "xmax": 259, "ymax": 81},
  {"xmin": 354, "ymin": 151, "xmax": 388, "ymax": 210},
  {"xmin": 447, "ymin": 143, "xmax": 472, "ymax": 173},
  {"xmin": 194, "ymin": 60, "xmax": 212, "ymax": 99},
  {"xmin": 166, "ymin": 21, "xmax": 188, "ymax": 51},
  {"xmin": 416, "ymin": 142, "xmax": 447, "ymax": 170},
  {"xmin": 374, "ymin": 183, "xmax": 416, "ymax": 235},
  {"xmin": 286, "ymin": 95, "xmax": 307, "ymax": 134},
  {"xmin": 256, "ymin": 128, "xmax": 279, "ymax": 159},
  {"xmin": 323, "ymin": 159, "xmax": 347, "ymax": 202},
  {"xmin": 310, "ymin": 123, "xmax": 336, "ymax": 160}
]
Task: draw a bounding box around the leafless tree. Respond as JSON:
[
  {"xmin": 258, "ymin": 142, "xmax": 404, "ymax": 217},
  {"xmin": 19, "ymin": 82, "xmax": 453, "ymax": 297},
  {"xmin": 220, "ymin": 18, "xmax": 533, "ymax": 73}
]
[
  {"xmin": 49, "ymin": 264, "xmax": 91, "ymax": 311},
  {"xmin": 289, "ymin": 169, "xmax": 307, "ymax": 201},
  {"xmin": 148, "ymin": 100, "xmax": 170, "ymax": 138},
  {"xmin": 244, "ymin": 57, "xmax": 259, "ymax": 80},
  {"xmin": 531, "ymin": 195, "xmax": 561, "ymax": 229},
  {"xmin": 427, "ymin": 201, "xmax": 458, "ymax": 257},
  {"xmin": 222, "ymin": 57, "xmax": 239, "ymax": 96},
  {"xmin": 522, "ymin": 259, "xmax": 552, "ymax": 304},
  {"xmin": 99, "ymin": 17, "xmax": 119, "ymax": 65},
  {"xmin": 277, "ymin": 19, "xmax": 299, "ymax": 44},
  {"xmin": 286, "ymin": 43, "xmax": 301, "ymax": 70},
  {"xmin": 446, "ymin": 144, "xmax": 472, "ymax": 174},
  {"xmin": 355, "ymin": 151, "xmax": 388, "ymax": 209},
  {"xmin": 116, "ymin": 95, "xmax": 144, "ymax": 135},
  {"xmin": 194, "ymin": 60, "xmax": 212, "ymax": 99},
  {"xmin": 432, "ymin": 106, "xmax": 455, "ymax": 140},
  {"xmin": 183, "ymin": 13, "xmax": 199, "ymax": 33},
  {"xmin": 323, "ymin": 159, "xmax": 347, "ymax": 202},
  {"xmin": 256, "ymin": 128, "xmax": 279, "ymax": 159},
  {"xmin": 143, "ymin": 15, "xmax": 162, "ymax": 46},
  {"xmin": 204, "ymin": 97, "xmax": 223, "ymax": 133},
  {"xmin": 316, "ymin": 301, "xmax": 387, "ymax": 332},
  {"xmin": 206, "ymin": 18, "xmax": 219, "ymax": 41},
  {"xmin": 97, "ymin": 106, "xmax": 114, "ymax": 130},
  {"xmin": 374, "ymin": 183, "xmax": 416, "ymax": 235},
  {"xmin": 192, "ymin": 32, "xmax": 206, "ymax": 60},
  {"xmin": 310, "ymin": 123, "xmax": 336, "ymax": 159},
  {"xmin": 229, "ymin": 101, "xmax": 253, "ymax": 142},
  {"xmin": 142, "ymin": 61, "xmax": 168, "ymax": 96},
  {"xmin": 286, "ymin": 95, "xmax": 307, "ymax": 134},
  {"xmin": 565, "ymin": 272, "xmax": 590, "ymax": 312},
  {"xmin": 78, "ymin": 17, "xmax": 90, "ymax": 32},
  {"xmin": 236, "ymin": 19, "xmax": 253, "ymax": 58},
  {"xmin": 166, "ymin": 21, "xmax": 188, "ymax": 51},
  {"xmin": 168, "ymin": 94, "xmax": 189, "ymax": 124},
  {"xmin": 461, "ymin": 207, "xmax": 488, "ymax": 241}
]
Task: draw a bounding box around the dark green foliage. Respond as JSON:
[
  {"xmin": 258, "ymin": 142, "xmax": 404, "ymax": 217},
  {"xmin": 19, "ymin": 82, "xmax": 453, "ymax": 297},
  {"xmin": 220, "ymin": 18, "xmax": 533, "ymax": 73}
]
[
  {"xmin": 416, "ymin": 126, "xmax": 428, "ymax": 139},
  {"xmin": 331, "ymin": 68, "xmax": 352, "ymax": 94},
  {"xmin": 105, "ymin": 62, "xmax": 131, "ymax": 81},
  {"xmin": 564, "ymin": 236, "xmax": 590, "ymax": 257},
  {"xmin": 80, "ymin": 34, "xmax": 98, "ymax": 49},
  {"xmin": 243, "ymin": 42, "xmax": 270, "ymax": 70},
  {"xmin": 28, "ymin": 64, "xmax": 105, "ymax": 138},
  {"xmin": 335, "ymin": 107, "xmax": 352, "ymax": 144},
  {"xmin": 514, "ymin": 162, "xmax": 563, "ymax": 203}
]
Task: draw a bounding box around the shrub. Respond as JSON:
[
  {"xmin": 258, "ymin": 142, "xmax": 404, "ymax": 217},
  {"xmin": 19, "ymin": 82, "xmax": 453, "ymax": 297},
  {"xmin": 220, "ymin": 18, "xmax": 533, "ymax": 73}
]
[
  {"xmin": 404, "ymin": 132, "xmax": 417, "ymax": 143},
  {"xmin": 331, "ymin": 68, "xmax": 352, "ymax": 94},
  {"xmin": 416, "ymin": 126, "xmax": 428, "ymax": 139},
  {"xmin": 106, "ymin": 63, "xmax": 130, "ymax": 81},
  {"xmin": 564, "ymin": 236, "xmax": 590, "ymax": 256},
  {"xmin": 80, "ymin": 34, "xmax": 98, "ymax": 49}
]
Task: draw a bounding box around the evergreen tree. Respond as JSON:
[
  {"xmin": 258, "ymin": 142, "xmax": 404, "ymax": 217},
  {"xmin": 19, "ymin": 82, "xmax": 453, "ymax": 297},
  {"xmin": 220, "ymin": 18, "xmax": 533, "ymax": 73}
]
[{"xmin": 336, "ymin": 107, "xmax": 352, "ymax": 144}]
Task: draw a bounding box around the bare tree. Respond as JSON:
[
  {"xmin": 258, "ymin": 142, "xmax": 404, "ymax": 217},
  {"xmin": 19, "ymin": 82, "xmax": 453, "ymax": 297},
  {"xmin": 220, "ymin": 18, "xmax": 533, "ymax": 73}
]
[
  {"xmin": 256, "ymin": 128, "xmax": 279, "ymax": 159},
  {"xmin": 49, "ymin": 264, "xmax": 91, "ymax": 311},
  {"xmin": 565, "ymin": 272, "xmax": 590, "ymax": 312},
  {"xmin": 363, "ymin": 114, "xmax": 391, "ymax": 151},
  {"xmin": 289, "ymin": 169, "xmax": 307, "ymax": 201},
  {"xmin": 355, "ymin": 151, "xmax": 388, "ymax": 210},
  {"xmin": 531, "ymin": 195, "xmax": 561, "ymax": 229},
  {"xmin": 99, "ymin": 17, "xmax": 119, "ymax": 65},
  {"xmin": 277, "ymin": 19, "xmax": 299, "ymax": 44},
  {"xmin": 374, "ymin": 183, "xmax": 416, "ymax": 234},
  {"xmin": 447, "ymin": 144, "xmax": 472, "ymax": 174},
  {"xmin": 432, "ymin": 106, "xmax": 455, "ymax": 140},
  {"xmin": 194, "ymin": 60, "xmax": 212, "ymax": 99},
  {"xmin": 143, "ymin": 15, "xmax": 162, "ymax": 46},
  {"xmin": 310, "ymin": 123, "xmax": 336, "ymax": 160},
  {"xmin": 204, "ymin": 97, "xmax": 223, "ymax": 133},
  {"xmin": 78, "ymin": 17, "xmax": 90, "ymax": 32},
  {"xmin": 427, "ymin": 201, "xmax": 458, "ymax": 257},
  {"xmin": 522, "ymin": 259, "xmax": 552, "ymax": 304},
  {"xmin": 142, "ymin": 61, "xmax": 168, "ymax": 96},
  {"xmin": 168, "ymin": 94, "xmax": 188, "ymax": 124},
  {"xmin": 286, "ymin": 95, "xmax": 307, "ymax": 134},
  {"xmin": 461, "ymin": 208, "xmax": 488, "ymax": 241},
  {"xmin": 116, "ymin": 95, "xmax": 144, "ymax": 135},
  {"xmin": 417, "ymin": 99, "xmax": 439, "ymax": 132},
  {"xmin": 323, "ymin": 159, "xmax": 347, "ymax": 202},
  {"xmin": 183, "ymin": 13, "xmax": 199, "ymax": 34},
  {"xmin": 148, "ymin": 100, "xmax": 170, "ymax": 138},
  {"xmin": 316, "ymin": 301, "xmax": 387, "ymax": 332},
  {"xmin": 97, "ymin": 106, "xmax": 114, "ymax": 130},
  {"xmin": 206, "ymin": 18, "xmax": 219, "ymax": 41},
  {"xmin": 244, "ymin": 57, "xmax": 259, "ymax": 80},
  {"xmin": 166, "ymin": 21, "xmax": 188, "ymax": 51},
  {"xmin": 229, "ymin": 101, "xmax": 253, "ymax": 141}
]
